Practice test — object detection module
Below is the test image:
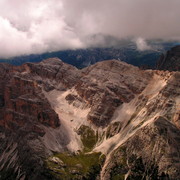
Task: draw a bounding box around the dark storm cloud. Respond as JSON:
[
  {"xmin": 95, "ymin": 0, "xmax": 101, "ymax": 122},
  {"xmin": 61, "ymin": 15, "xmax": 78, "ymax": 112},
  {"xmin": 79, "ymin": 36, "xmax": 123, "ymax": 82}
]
[{"xmin": 0, "ymin": 0, "xmax": 180, "ymax": 58}]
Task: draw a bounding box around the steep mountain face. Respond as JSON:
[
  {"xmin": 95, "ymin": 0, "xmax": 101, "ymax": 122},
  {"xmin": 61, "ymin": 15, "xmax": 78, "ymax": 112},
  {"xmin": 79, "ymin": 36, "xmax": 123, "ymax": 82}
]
[
  {"xmin": 0, "ymin": 62, "xmax": 60, "ymax": 179},
  {"xmin": 157, "ymin": 45, "xmax": 180, "ymax": 71},
  {"xmin": 0, "ymin": 58, "xmax": 179, "ymax": 180}
]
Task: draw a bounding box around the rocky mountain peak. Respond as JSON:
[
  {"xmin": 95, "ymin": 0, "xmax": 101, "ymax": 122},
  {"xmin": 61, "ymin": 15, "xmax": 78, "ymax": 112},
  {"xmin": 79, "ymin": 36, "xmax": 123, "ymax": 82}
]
[{"xmin": 157, "ymin": 45, "xmax": 180, "ymax": 71}]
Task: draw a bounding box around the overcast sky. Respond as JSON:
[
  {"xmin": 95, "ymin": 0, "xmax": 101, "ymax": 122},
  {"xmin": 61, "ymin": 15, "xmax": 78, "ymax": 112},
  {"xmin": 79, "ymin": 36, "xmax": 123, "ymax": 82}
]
[{"xmin": 0, "ymin": 0, "xmax": 180, "ymax": 58}]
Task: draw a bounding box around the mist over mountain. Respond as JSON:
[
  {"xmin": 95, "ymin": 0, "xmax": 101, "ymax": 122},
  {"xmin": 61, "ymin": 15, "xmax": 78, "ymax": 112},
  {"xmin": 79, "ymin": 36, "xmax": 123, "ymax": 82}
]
[
  {"xmin": 0, "ymin": 0, "xmax": 180, "ymax": 58},
  {"xmin": 0, "ymin": 40, "xmax": 178, "ymax": 69}
]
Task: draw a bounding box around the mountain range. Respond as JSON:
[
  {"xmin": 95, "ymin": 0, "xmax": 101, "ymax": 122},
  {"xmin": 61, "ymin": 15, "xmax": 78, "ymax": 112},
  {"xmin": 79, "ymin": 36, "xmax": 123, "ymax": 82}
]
[
  {"xmin": 0, "ymin": 46, "xmax": 179, "ymax": 180},
  {"xmin": 0, "ymin": 40, "xmax": 179, "ymax": 69}
]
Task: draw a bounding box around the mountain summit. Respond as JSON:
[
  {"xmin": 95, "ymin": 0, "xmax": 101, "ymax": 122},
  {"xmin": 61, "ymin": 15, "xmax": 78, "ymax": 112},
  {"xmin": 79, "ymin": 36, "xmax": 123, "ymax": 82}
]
[{"xmin": 0, "ymin": 58, "xmax": 179, "ymax": 179}]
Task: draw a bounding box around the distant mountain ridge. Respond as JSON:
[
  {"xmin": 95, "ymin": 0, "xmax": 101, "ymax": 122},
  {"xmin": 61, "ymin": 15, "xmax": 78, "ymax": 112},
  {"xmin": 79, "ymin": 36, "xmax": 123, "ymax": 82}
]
[{"xmin": 0, "ymin": 41, "xmax": 178, "ymax": 69}]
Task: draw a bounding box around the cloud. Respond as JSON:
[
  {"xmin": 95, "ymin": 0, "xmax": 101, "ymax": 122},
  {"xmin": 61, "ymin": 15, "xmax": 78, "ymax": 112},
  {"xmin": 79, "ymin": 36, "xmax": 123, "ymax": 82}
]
[
  {"xmin": 134, "ymin": 38, "xmax": 152, "ymax": 51},
  {"xmin": 0, "ymin": 0, "xmax": 180, "ymax": 58}
]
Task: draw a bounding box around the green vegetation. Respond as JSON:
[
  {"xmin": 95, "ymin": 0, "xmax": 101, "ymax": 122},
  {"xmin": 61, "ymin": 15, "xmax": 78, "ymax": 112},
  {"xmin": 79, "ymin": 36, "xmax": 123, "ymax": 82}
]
[
  {"xmin": 46, "ymin": 152, "xmax": 105, "ymax": 180},
  {"xmin": 45, "ymin": 125, "xmax": 106, "ymax": 179},
  {"xmin": 112, "ymin": 174, "xmax": 125, "ymax": 180},
  {"xmin": 77, "ymin": 125, "xmax": 98, "ymax": 152}
]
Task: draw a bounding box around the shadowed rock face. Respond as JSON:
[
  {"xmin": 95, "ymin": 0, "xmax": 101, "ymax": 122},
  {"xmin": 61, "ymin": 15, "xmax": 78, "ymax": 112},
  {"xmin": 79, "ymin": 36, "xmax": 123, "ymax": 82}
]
[
  {"xmin": 1, "ymin": 63, "xmax": 60, "ymax": 131},
  {"xmin": 157, "ymin": 45, "xmax": 180, "ymax": 71},
  {"xmin": 0, "ymin": 61, "xmax": 61, "ymax": 179},
  {"xmin": 0, "ymin": 57, "xmax": 179, "ymax": 180}
]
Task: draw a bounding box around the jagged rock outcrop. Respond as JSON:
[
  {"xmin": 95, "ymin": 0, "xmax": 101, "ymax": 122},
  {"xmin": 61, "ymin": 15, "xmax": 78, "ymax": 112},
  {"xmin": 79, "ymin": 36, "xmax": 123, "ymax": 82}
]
[
  {"xmin": 0, "ymin": 58, "xmax": 179, "ymax": 180},
  {"xmin": 102, "ymin": 117, "xmax": 180, "ymax": 180},
  {"xmin": 75, "ymin": 60, "xmax": 152, "ymax": 126},
  {"xmin": 157, "ymin": 45, "xmax": 180, "ymax": 71},
  {"xmin": 25, "ymin": 58, "xmax": 81, "ymax": 90}
]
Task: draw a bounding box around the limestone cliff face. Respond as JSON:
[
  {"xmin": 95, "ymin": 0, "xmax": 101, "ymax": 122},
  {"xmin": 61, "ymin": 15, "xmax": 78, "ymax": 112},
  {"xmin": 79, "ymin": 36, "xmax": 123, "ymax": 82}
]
[
  {"xmin": 0, "ymin": 62, "xmax": 60, "ymax": 180},
  {"xmin": 75, "ymin": 60, "xmax": 153, "ymax": 126},
  {"xmin": 0, "ymin": 58, "xmax": 179, "ymax": 180}
]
